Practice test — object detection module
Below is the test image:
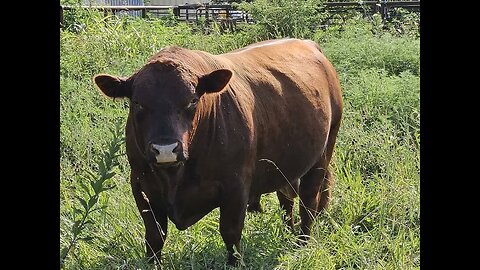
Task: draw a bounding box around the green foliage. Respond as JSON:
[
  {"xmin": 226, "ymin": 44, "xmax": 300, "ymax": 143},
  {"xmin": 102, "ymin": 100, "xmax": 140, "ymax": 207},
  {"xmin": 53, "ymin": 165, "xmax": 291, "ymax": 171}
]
[
  {"xmin": 317, "ymin": 9, "xmax": 420, "ymax": 40},
  {"xmin": 60, "ymin": 121, "xmax": 124, "ymax": 268},
  {"xmin": 156, "ymin": 8, "xmax": 179, "ymax": 27},
  {"xmin": 60, "ymin": 10, "xmax": 419, "ymax": 269},
  {"xmin": 334, "ymin": 68, "xmax": 419, "ymax": 179},
  {"xmin": 315, "ymin": 17, "xmax": 420, "ymax": 77},
  {"xmin": 385, "ymin": 8, "xmax": 420, "ymax": 38},
  {"xmin": 60, "ymin": 0, "xmax": 82, "ymax": 5},
  {"xmin": 237, "ymin": 0, "xmax": 327, "ymax": 39}
]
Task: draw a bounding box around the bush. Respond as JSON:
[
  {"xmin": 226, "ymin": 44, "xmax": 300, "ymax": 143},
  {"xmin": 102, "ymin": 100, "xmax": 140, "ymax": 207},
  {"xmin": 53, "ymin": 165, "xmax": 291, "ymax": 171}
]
[
  {"xmin": 316, "ymin": 17, "xmax": 420, "ymax": 77},
  {"xmin": 237, "ymin": 0, "xmax": 327, "ymax": 39}
]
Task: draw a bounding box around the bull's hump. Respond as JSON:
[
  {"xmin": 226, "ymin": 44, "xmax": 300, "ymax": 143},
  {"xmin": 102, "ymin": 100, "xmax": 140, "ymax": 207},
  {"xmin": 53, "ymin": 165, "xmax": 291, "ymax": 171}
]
[{"xmin": 227, "ymin": 38, "xmax": 312, "ymax": 55}]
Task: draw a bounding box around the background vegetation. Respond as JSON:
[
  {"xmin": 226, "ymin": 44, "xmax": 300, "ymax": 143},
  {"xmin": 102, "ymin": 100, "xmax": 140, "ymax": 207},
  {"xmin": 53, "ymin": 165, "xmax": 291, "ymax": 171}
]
[{"xmin": 60, "ymin": 1, "xmax": 420, "ymax": 269}]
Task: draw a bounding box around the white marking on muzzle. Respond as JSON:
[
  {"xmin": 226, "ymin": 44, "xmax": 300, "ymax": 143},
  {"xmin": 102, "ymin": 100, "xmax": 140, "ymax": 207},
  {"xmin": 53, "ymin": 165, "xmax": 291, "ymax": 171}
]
[{"xmin": 152, "ymin": 143, "xmax": 178, "ymax": 163}]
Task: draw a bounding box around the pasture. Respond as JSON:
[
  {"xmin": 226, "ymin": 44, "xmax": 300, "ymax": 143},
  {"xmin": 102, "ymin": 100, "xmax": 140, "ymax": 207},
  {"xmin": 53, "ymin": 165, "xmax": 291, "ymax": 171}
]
[{"xmin": 60, "ymin": 9, "xmax": 420, "ymax": 269}]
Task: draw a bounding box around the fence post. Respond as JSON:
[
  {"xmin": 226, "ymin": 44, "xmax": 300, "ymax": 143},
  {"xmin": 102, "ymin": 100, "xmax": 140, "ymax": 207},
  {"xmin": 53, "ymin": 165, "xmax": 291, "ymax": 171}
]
[
  {"xmin": 380, "ymin": 0, "xmax": 389, "ymax": 22},
  {"xmin": 205, "ymin": 3, "xmax": 210, "ymax": 25}
]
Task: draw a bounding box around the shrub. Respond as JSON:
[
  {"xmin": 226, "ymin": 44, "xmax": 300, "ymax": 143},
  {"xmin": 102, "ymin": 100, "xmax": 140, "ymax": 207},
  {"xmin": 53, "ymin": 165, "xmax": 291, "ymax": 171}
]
[{"xmin": 237, "ymin": 0, "xmax": 327, "ymax": 39}]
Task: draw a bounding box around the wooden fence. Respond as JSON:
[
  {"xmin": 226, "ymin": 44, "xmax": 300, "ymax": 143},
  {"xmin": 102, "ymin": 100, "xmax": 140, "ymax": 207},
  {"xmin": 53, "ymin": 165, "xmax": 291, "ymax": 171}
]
[
  {"xmin": 60, "ymin": 1, "xmax": 420, "ymax": 28},
  {"xmin": 323, "ymin": 1, "xmax": 420, "ymax": 20}
]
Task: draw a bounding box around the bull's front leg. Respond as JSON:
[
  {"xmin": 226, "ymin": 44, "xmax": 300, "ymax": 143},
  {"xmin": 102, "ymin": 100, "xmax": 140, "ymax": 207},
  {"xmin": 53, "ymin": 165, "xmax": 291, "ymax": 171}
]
[
  {"xmin": 219, "ymin": 183, "xmax": 248, "ymax": 266},
  {"xmin": 130, "ymin": 170, "xmax": 168, "ymax": 264}
]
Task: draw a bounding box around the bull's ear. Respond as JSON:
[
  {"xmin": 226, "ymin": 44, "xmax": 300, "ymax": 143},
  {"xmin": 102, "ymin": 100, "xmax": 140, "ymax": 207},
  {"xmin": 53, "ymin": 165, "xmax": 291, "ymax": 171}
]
[
  {"xmin": 93, "ymin": 74, "xmax": 132, "ymax": 98},
  {"xmin": 197, "ymin": 69, "xmax": 232, "ymax": 95}
]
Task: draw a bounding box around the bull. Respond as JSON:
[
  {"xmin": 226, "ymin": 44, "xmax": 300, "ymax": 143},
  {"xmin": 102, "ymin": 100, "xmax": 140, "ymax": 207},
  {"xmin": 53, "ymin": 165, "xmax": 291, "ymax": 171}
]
[{"xmin": 93, "ymin": 38, "xmax": 343, "ymax": 265}]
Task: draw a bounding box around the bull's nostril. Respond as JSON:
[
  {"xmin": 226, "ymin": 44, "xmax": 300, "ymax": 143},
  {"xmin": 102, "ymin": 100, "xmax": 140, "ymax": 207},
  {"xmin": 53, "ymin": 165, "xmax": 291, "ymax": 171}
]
[
  {"xmin": 172, "ymin": 142, "xmax": 180, "ymax": 153},
  {"xmin": 150, "ymin": 144, "xmax": 160, "ymax": 155}
]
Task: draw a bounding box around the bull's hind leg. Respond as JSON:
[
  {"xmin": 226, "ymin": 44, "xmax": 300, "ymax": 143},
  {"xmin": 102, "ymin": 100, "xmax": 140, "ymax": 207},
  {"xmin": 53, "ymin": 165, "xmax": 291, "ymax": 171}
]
[
  {"xmin": 299, "ymin": 118, "xmax": 340, "ymax": 241},
  {"xmin": 317, "ymin": 168, "xmax": 334, "ymax": 213},
  {"xmin": 316, "ymin": 117, "xmax": 340, "ymax": 213},
  {"xmin": 298, "ymin": 159, "xmax": 327, "ymax": 241},
  {"xmin": 277, "ymin": 179, "xmax": 299, "ymax": 231},
  {"xmin": 277, "ymin": 191, "xmax": 295, "ymax": 230}
]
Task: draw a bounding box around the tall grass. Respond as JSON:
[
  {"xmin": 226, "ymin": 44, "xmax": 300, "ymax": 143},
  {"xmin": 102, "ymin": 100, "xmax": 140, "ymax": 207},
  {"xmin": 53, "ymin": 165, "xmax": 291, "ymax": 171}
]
[
  {"xmin": 60, "ymin": 121, "xmax": 124, "ymax": 268},
  {"xmin": 60, "ymin": 12, "xmax": 419, "ymax": 269}
]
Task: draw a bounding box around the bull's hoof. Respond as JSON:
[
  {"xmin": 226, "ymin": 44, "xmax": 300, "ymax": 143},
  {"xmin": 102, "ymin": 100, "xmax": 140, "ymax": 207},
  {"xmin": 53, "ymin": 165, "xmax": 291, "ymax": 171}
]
[
  {"xmin": 297, "ymin": 235, "xmax": 311, "ymax": 247},
  {"xmin": 227, "ymin": 257, "xmax": 240, "ymax": 267},
  {"xmin": 146, "ymin": 253, "xmax": 162, "ymax": 265},
  {"xmin": 227, "ymin": 255, "xmax": 240, "ymax": 267}
]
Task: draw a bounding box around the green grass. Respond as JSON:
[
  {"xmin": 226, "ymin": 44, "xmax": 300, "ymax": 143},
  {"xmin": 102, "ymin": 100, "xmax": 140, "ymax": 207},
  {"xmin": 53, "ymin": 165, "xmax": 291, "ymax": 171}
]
[{"xmin": 60, "ymin": 13, "xmax": 420, "ymax": 269}]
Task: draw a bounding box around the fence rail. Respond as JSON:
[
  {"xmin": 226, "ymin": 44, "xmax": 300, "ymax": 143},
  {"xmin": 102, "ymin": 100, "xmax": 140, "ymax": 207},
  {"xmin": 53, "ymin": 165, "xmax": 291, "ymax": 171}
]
[
  {"xmin": 323, "ymin": 1, "xmax": 420, "ymax": 20},
  {"xmin": 60, "ymin": 1, "xmax": 420, "ymax": 28}
]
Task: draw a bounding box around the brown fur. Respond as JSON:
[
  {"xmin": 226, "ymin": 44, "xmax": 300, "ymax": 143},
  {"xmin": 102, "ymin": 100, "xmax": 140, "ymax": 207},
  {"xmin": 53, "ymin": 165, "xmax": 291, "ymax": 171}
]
[{"xmin": 94, "ymin": 38, "xmax": 343, "ymax": 266}]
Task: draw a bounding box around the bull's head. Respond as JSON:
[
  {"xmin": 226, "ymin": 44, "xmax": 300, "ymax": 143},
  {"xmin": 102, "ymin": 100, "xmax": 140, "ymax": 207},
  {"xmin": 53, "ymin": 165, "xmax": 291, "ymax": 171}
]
[
  {"xmin": 93, "ymin": 60, "xmax": 232, "ymax": 230},
  {"xmin": 94, "ymin": 62, "xmax": 232, "ymax": 168}
]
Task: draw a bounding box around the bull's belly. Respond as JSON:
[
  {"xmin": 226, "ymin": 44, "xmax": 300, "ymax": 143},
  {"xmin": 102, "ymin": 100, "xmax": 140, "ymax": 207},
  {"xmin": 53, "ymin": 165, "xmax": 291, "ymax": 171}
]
[
  {"xmin": 250, "ymin": 141, "xmax": 323, "ymax": 195},
  {"xmin": 251, "ymin": 162, "xmax": 300, "ymax": 195}
]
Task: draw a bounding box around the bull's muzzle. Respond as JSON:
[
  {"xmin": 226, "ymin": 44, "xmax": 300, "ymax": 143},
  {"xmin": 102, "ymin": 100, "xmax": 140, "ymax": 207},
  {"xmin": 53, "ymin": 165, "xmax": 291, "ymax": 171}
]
[{"xmin": 150, "ymin": 142, "xmax": 186, "ymax": 165}]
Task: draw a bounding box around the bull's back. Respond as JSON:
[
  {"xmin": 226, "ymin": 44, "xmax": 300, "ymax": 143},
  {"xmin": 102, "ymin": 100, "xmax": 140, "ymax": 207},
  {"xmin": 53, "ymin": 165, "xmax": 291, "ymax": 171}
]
[{"xmin": 223, "ymin": 39, "xmax": 342, "ymax": 194}]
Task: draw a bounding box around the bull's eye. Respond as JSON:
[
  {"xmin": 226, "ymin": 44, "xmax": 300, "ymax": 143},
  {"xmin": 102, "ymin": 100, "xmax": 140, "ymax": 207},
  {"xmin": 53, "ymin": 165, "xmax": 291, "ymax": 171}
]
[
  {"xmin": 186, "ymin": 98, "xmax": 199, "ymax": 110},
  {"xmin": 132, "ymin": 100, "xmax": 144, "ymax": 110}
]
